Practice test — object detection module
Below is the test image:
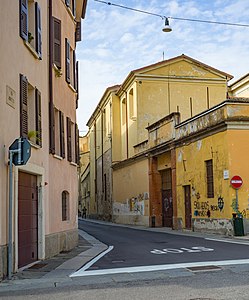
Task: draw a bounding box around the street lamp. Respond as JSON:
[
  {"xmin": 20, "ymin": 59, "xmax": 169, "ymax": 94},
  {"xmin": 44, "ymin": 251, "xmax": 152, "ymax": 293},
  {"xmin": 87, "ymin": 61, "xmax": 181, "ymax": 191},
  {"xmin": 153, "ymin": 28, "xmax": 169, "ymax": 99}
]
[{"xmin": 162, "ymin": 17, "xmax": 172, "ymax": 32}]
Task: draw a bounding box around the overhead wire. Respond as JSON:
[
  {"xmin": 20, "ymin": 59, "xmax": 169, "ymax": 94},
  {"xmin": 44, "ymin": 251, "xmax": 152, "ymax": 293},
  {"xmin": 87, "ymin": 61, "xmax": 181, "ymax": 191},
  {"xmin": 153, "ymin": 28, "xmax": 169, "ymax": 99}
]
[{"xmin": 94, "ymin": 0, "xmax": 249, "ymax": 28}]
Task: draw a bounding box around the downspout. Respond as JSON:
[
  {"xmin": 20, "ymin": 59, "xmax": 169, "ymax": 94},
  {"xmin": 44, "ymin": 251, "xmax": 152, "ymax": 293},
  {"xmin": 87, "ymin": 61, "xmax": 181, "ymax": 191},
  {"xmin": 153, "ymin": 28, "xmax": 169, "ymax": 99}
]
[
  {"xmin": 125, "ymin": 91, "xmax": 129, "ymax": 159},
  {"xmin": 48, "ymin": 0, "xmax": 54, "ymax": 153},
  {"xmin": 94, "ymin": 122, "xmax": 98, "ymax": 215}
]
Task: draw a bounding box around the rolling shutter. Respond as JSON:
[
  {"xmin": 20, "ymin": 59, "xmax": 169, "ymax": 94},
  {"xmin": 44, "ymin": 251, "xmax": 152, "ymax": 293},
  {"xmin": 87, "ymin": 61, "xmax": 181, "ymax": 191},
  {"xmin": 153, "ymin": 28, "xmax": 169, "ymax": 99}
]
[
  {"xmin": 20, "ymin": 0, "xmax": 28, "ymax": 40},
  {"xmin": 35, "ymin": 89, "xmax": 42, "ymax": 146},
  {"xmin": 35, "ymin": 2, "xmax": 42, "ymax": 58},
  {"xmin": 65, "ymin": 39, "xmax": 70, "ymax": 83},
  {"xmin": 53, "ymin": 18, "xmax": 61, "ymax": 68},
  {"xmin": 59, "ymin": 111, "xmax": 65, "ymax": 158},
  {"xmin": 20, "ymin": 74, "xmax": 28, "ymax": 138}
]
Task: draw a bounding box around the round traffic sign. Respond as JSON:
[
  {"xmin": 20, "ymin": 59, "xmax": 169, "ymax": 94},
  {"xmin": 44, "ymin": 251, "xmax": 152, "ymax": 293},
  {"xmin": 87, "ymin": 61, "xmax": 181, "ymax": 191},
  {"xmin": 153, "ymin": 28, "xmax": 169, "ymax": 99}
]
[{"xmin": 230, "ymin": 175, "xmax": 243, "ymax": 189}]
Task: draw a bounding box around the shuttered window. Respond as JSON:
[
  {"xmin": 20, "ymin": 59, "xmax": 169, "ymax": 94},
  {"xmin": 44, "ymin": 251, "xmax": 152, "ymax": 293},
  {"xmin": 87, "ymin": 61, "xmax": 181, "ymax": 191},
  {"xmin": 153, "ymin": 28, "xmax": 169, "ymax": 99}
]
[
  {"xmin": 75, "ymin": 124, "xmax": 79, "ymax": 164},
  {"xmin": 53, "ymin": 18, "xmax": 61, "ymax": 68},
  {"xmin": 20, "ymin": 74, "xmax": 28, "ymax": 138},
  {"xmin": 35, "ymin": 89, "xmax": 42, "ymax": 146},
  {"xmin": 49, "ymin": 102, "xmax": 55, "ymax": 154},
  {"xmin": 67, "ymin": 117, "xmax": 72, "ymax": 162},
  {"xmin": 73, "ymin": 50, "xmax": 76, "ymax": 90},
  {"xmin": 76, "ymin": 61, "xmax": 79, "ymax": 108},
  {"xmin": 65, "ymin": 39, "xmax": 70, "ymax": 83},
  {"xmin": 20, "ymin": 0, "xmax": 28, "ymax": 40},
  {"xmin": 75, "ymin": 22, "xmax": 81, "ymax": 42},
  {"xmin": 35, "ymin": 2, "xmax": 42, "ymax": 58},
  {"xmin": 59, "ymin": 111, "xmax": 65, "ymax": 158},
  {"xmin": 62, "ymin": 191, "xmax": 69, "ymax": 221},
  {"xmin": 206, "ymin": 159, "xmax": 214, "ymax": 198}
]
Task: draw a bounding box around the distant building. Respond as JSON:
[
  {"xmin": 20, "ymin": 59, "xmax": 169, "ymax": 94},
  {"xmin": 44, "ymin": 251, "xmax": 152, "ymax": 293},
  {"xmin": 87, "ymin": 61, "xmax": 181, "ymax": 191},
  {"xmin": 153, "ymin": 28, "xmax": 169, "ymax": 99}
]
[{"xmin": 0, "ymin": 0, "xmax": 87, "ymax": 279}]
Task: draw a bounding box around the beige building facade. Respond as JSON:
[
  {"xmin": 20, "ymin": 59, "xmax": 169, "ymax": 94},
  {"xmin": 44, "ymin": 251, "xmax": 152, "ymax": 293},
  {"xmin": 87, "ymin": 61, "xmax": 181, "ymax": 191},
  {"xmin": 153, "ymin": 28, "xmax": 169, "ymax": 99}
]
[{"xmin": 0, "ymin": 0, "xmax": 87, "ymax": 279}]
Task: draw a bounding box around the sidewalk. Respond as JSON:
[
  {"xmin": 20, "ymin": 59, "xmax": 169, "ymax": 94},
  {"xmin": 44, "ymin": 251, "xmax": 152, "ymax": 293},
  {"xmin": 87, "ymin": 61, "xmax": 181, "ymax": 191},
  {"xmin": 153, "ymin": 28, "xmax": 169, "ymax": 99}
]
[{"xmin": 1, "ymin": 218, "xmax": 249, "ymax": 292}]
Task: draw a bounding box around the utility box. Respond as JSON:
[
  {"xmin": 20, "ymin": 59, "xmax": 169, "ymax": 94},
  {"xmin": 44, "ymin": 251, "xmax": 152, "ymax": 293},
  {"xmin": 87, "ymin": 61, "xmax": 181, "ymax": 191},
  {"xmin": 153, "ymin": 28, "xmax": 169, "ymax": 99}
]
[{"xmin": 233, "ymin": 216, "xmax": 244, "ymax": 236}]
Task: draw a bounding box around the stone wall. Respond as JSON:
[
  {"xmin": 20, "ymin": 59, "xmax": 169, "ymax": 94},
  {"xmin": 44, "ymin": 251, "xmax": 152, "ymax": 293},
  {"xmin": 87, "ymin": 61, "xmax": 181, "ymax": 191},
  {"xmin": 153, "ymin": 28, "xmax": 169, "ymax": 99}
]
[
  {"xmin": 0, "ymin": 245, "xmax": 7, "ymax": 281},
  {"xmin": 193, "ymin": 218, "xmax": 234, "ymax": 236},
  {"xmin": 45, "ymin": 229, "xmax": 78, "ymax": 259}
]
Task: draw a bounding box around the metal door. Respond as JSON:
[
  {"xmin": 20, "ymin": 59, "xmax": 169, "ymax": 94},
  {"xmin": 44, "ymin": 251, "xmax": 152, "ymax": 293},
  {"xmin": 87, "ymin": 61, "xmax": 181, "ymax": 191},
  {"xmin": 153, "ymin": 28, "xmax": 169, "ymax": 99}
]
[
  {"xmin": 18, "ymin": 172, "xmax": 38, "ymax": 267},
  {"xmin": 184, "ymin": 185, "xmax": 192, "ymax": 229},
  {"xmin": 161, "ymin": 169, "xmax": 173, "ymax": 227}
]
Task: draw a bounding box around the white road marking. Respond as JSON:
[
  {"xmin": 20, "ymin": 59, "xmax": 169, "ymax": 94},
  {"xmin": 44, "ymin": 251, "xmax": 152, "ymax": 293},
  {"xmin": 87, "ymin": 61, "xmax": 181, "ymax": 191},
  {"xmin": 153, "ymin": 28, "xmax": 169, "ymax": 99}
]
[
  {"xmin": 70, "ymin": 259, "xmax": 249, "ymax": 277},
  {"xmin": 205, "ymin": 238, "xmax": 249, "ymax": 245},
  {"xmin": 70, "ymin": 245, "xmax": 114, "ymax": 277}
]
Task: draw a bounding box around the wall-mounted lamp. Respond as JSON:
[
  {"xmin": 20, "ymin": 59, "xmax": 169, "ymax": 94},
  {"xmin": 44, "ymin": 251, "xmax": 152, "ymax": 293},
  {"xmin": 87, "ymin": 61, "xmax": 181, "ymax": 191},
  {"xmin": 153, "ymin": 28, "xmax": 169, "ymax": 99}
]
[{"xmin": 162, "ymin": 17, "xmax": 172, "ymax": 32}]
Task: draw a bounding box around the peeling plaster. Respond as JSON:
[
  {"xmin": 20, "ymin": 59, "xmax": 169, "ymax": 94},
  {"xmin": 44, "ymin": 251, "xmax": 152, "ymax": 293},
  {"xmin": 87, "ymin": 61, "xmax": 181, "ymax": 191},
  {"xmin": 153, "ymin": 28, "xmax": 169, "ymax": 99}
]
[{"xmin": 196, "ymin": 140, "xmax": 202, "ymax": 150}]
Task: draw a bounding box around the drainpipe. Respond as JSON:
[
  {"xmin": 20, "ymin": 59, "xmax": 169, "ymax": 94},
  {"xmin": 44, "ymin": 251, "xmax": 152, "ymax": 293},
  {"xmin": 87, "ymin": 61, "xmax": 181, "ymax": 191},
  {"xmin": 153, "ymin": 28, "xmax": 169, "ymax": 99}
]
[{"xmin": 125, "ymin": 91, "xmax": 129, "ymax": 159}]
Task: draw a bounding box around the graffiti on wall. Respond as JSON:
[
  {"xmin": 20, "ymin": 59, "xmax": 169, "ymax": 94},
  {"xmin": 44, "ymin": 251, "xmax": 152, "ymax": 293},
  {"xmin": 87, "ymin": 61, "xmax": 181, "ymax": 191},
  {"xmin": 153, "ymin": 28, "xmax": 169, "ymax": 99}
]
[
  {"xmin": 193, "ymin": 196, "xmax": 224, "ymax": 217},
  {"xmin": 113, "ymin": 192, "xmax": 149, "ymax": 216}
]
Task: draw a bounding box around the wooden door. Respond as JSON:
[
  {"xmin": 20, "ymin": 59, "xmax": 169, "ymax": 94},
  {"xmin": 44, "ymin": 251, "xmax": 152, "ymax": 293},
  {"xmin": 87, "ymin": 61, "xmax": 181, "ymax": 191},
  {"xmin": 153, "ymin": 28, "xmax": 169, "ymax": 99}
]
[
  {"xmin": 161, "ymin": 169, "xmax": 173, "ymax": 227},
  {"xmin": 18, "ymin": 172, "xmax": 38, "ymax": 267},
  {"xmin": 184, "ymin": 185, "xmax": 192, "ymax": 229}
]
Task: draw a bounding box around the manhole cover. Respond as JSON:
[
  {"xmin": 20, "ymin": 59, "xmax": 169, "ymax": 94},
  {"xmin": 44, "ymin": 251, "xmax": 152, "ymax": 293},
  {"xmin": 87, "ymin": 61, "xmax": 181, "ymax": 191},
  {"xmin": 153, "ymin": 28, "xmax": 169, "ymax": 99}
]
[
  {"xmin": 28, "ymin": 263, "xmax": 47, "ymax": 269},
  {"xmin": 187, "ymin": 265, "xmax": 221, "ymax": 272}
]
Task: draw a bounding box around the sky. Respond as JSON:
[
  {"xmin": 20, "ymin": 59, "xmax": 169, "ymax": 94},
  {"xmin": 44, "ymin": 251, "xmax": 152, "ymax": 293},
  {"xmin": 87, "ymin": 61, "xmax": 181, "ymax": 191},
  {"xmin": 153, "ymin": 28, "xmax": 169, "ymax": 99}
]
[{"xmin": 76, "ymin": 0, "xmax": 249, "ymax": 134}]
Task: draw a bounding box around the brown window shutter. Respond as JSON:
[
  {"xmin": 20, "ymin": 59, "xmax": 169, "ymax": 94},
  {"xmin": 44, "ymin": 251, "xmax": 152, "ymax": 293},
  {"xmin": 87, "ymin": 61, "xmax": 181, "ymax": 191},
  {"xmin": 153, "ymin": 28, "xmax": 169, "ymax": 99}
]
[
  {"xmin": 35, "ymin": 2, "xmax": 42, "ymax": 58},
  {"xmin": 73, "ymin": 50, "xmax": 76, "ymax": 90},
  {"xmin": 67, "ymin": 117, "xmax": 72, "ymax": 162},
  {"xmin": 65, "ymin": 39, "xmax": 70, "ymax": 83},
  {"xmin": 75, "ymin": 22, "xmax": 81, "ymax": 42},
  {"xmin": 75, "ymin": 124, "xmax": 79, "ymax": 164},
  {"xmin": 20, "ymin": 0, "xmax": 28, "ymax": 40},
  {"xmin": 76, "ymin": 61, "xmax": 79, "ymax": 109},
  {"xmin": 59, "ymin": 111, "xmax": 65, "ymax": 158},
  {"xmin": 49, "ymin": 102, "xmax": 55, "ymax": 154},
  {"xmin": 53, "ymin": 18, "xmax": 61, "ymax": 68},
  {"xmin": 35, "ymin": 89, "xmax": 42, "ymax": 146},
  {"xmin": 20, "ymin": 74, "xmax": 28, "ymax": 138}
]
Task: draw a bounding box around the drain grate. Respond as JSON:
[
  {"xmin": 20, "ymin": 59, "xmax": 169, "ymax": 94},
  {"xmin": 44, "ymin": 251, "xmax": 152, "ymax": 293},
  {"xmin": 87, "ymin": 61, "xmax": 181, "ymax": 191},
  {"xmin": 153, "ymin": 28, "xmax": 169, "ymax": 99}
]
[
  {"xmin": 187, "ymin": 265, "xmax": 221, "ymax": 272},
  {"xmin": 28, "ymin": 263, "xmax": 47, "ymax": 270}
]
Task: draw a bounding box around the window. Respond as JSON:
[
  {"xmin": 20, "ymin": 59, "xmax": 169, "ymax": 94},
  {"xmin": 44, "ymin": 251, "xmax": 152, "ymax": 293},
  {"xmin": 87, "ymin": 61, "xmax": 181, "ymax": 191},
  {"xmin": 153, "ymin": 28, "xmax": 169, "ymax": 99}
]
[
  {"xmin": 65, "ymin": 0, "xmax": 76, "ymax": 17},
  {"xmin": 65, "ymin": 39, "xmax": 77, "ymax": 89},
  {"xmin": 62, "ymin": 191, "xmax": 69, "ymax": 221},
  {"xmin": 54, "ymin": 108, "xmax": 65, "ymax": 157},
  {"xmin": 206, "ymin": 159, "xmax": 214, "ymax": 198},
  {"xmin": 129, "ymin": 89, "xmax": 136, "ymax": 119},
  {"xmin": 52, "ymin": 18, "xmax": 61, "ymax": 68},
  {"xmin": 66, "ymin": 118, "xmax": 79, "ymax": 164},
  {"xmin": 122, "ymin": 98, "xmax": 126, "ymax": 125},
  {"xmin": 20, "ymin": 74, "xmax": 42, "ymax": 146},
  {"xmin": 20, "ymin": 0, "xmax": 42, "ymax": 58}
]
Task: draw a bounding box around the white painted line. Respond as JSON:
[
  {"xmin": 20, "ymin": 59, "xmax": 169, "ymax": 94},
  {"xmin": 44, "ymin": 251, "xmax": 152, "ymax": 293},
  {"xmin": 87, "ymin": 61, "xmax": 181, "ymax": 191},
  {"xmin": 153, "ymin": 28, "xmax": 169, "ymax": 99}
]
[
  {"xmin": 205, "ymin": 238, "xmax": 249, "ymax": 245},
  {"xmin": 70, "ymin": 259, "xmax": 249, "ymax": 277},
  {"xmin": 70, "ymin": 245, "xmax": 114, "ymax": 277}
]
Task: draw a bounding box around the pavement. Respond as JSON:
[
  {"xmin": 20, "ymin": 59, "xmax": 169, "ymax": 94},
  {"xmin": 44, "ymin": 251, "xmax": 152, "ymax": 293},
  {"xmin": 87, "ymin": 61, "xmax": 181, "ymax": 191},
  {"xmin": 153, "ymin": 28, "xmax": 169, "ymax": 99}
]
[{"xmin": 1, "ymin": 218, "xmax": 249, "ymax": 293}]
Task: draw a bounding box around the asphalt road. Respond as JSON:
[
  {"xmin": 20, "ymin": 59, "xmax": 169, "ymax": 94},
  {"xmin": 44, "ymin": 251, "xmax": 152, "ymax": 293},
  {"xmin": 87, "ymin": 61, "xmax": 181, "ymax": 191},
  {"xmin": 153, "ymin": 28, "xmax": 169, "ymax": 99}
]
[{"xmin": 78, "ymin": 219, "xmax": 249, "ymax": 270}]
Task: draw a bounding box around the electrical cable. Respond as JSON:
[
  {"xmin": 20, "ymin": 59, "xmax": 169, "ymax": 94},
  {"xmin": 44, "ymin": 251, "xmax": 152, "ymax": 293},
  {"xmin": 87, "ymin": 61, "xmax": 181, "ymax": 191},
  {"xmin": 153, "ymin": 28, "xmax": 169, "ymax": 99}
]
[{"xmin": 94, "ymin": 0, "xmax": 249, "ymax": 28}]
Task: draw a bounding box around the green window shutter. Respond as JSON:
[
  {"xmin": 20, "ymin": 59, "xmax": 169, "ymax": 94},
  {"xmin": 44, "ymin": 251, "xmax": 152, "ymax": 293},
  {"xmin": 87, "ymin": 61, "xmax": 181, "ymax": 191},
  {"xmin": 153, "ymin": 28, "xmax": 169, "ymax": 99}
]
[
  {"xmin": 59, "ymin": 111, "xmax": 65, "ymax": 158},
  {"xmin": 67, "ymin": 117, "xmax": 72, "ymax": 162},
  {"xmin": 20, "ymin": 0, "xmax": 28, "ymax": 41},
  {"xmin": 20, "ymin": 74, "xmax": 28, "ymax": 138},
  {"xmin": 65, "ymin": 39, "xmax": 70, "ymax": 83},
  {"xmin": 35, "ymin": 89, "xmax": 42, "ymax": 146},
  {"xmin": 53, "ymin": 18, "xmax": 61, "ymax": 68},
  {"xmin": 35, "ymin": 2, "xmax": 42, "ymax": 58}
]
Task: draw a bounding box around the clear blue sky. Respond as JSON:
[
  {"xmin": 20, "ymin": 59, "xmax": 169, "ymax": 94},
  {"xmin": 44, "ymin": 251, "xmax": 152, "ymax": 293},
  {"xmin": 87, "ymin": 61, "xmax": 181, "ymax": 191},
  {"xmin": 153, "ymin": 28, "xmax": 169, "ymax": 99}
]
[{"xmin": 76, "ymin": 0, "xmax": 249, "ymax": 134}]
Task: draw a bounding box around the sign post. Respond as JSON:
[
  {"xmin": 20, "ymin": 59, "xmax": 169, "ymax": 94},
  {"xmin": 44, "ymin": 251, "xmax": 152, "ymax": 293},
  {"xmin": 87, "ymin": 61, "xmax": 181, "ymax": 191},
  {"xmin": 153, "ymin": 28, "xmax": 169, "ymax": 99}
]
[
  {"xmin": 230, "ymin": 175, "xmax": 243, "ymax": 213},
  {"xmin": 8, "ymin": 138, "xmax": 31, "ymax": 279}
]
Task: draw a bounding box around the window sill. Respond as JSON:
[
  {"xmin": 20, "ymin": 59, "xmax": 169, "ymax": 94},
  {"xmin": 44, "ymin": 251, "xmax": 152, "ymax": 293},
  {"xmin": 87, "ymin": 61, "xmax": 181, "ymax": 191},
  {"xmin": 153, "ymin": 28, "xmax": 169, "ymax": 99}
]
[
  {"xmin": 70, "ymin": 161, "xmax": 78, "ymax": 167},
  {"xmin": 29, "ymin": 141, "xmax": 41, "ymax": 149},
  {"xmin": 53, "ymin": 154, "xmax": 63, "ymax": 160},
  {"xmin": 53, "ymin": 63, "xmax": 63, "ymax": 77},
  {"xmin": 68, "ymin": 83, "xmax": 76, "ymax": 93},
  {"xmin": 24, "ymin": 40, "xmax": 40, "ymax": 60}
]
